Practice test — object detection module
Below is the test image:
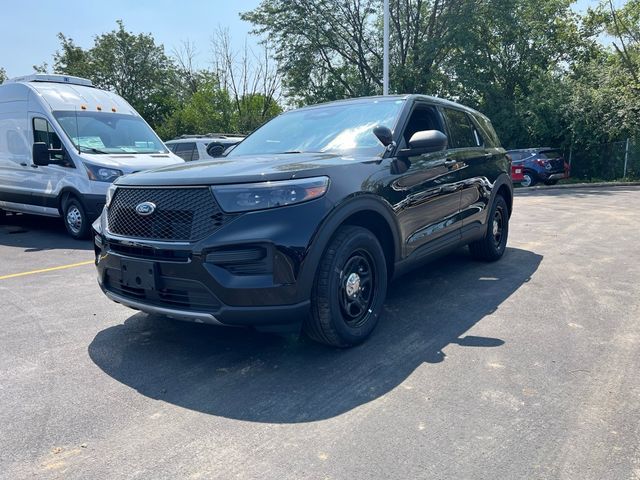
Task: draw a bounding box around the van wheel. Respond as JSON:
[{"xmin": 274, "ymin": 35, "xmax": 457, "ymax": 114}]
[
  {"xmin": 469, "ymin": 195, "xmax": 509, "ymax": 262},
  {"xmin": 63, "ymin": 198, "xmax": 90, "ymax": 240},
  {"xmin": 304, "ymin": 225, "xmax": 387, "ymax": 347}
]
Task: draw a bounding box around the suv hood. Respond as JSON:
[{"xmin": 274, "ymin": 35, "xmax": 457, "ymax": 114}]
[{"xmin": 116, "ymin": 152, "xmax": 375, "ymax": 186}]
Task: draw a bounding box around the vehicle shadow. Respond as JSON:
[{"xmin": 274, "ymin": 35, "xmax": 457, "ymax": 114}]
[
  {"xmin": 0, "ymin": 212, "xmax": 92, "ymax": 251},
  {"xmin": 88, "ymin": 247, "xmax": 542, "ymax": 423}
]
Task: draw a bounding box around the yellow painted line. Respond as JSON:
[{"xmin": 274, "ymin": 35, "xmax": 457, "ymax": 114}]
[{"xmin": 0, "ymin": 260, "xmax": 94, "ymax": 280}]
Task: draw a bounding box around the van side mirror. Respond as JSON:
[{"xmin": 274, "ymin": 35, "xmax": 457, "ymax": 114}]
[
  {"xmin": 398, "ymin": 130, "xmax": 448, "ymax": 156},
  {"xmin": 373, "ymin": 126, "xmax": 393, "ymax": 147},
  {"xmin": 33, "ymin": 142, "xmax": 50, "ymax": 166}
]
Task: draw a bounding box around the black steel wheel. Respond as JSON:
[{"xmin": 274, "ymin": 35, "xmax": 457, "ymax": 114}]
[
  {"xmin": 468, "ymin": 195, "xmax": 509, "ymax": 262},
  {"xmin": 305, "ymin": 225, "xmax": 387, "ymax": 347}
]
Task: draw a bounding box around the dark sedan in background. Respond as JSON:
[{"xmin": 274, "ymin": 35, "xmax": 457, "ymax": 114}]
[{"xmin": 508, "ymin": 148, "xmax": 570, "ymax": 187}]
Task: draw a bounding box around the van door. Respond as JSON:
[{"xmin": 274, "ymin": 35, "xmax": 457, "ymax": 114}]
[
  {"xmin": 0, "ymin": 111, "xmax": 32, "ymax": 210},
  {"xmin": 19, "ymin": 115, "xmax": 76, "ymax": 215}
]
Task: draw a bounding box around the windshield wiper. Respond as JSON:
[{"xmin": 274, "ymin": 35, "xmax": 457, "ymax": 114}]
[{"xmin": 78, "ymin": 146, "xmax": 110, "ymax": 154}]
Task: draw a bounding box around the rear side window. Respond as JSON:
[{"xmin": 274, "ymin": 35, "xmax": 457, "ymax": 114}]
[
  {"xmin": 442, "ymin": 109, "xmax": 478, "ymax": 149},
  {"xmin": 472, "ymin": 114, "xmax": 500, "ymax": 148},
  {"xmin": 174, "ymin": 142, "xmax": 196, "ymax": 161},
  {"xmin": 166, "ymin": 143, "xmax": 177, "ymax": 152}
]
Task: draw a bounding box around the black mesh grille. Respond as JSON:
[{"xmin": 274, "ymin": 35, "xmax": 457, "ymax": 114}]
[{"xmin": 107, "ymin": 187, "xmax": 232, "ymax": 241}]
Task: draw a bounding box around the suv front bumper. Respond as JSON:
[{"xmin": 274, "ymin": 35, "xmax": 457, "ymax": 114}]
[{"xmin": 94, "ymin": 197, "xmax": 333, "ymax": 329}]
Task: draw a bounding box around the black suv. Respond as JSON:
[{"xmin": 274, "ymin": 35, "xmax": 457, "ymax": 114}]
[{"xmin": 94, "ymin": 95, "xmax": 513, "ymax": 347}]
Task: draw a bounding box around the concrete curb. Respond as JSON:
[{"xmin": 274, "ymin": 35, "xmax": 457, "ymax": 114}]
[{"xmin": 514, "ymin": 181, "xmax": 640, "ymax": 195}]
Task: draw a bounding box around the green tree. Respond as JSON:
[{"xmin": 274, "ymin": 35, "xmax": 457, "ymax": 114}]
[
  {"xmin": 53, "ymin": 20, "xmax": 177, "ymax": 128},
  {"xmin": 0, "ymin": 67, "xmax": 7, "ymax": 83},
  {"xmin": 242, "ymin": 0, "xmax": 467, "ymax": 104}
]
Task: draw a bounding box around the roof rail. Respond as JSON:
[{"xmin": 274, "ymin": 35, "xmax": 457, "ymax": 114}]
[{"xmin": 5, "ymin": 74, "xmax": 94, "ymax": 87}]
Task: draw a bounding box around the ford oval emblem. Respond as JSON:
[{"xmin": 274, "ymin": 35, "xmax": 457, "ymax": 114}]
[{"xmin": 135, "ymin": 202, "xmax": 156, "ymax": 216}]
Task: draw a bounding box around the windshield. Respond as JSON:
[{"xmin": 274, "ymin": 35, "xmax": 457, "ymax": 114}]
[
  {"xmin": 229, "ymin": 99, "xmax": 405, "ymax": 157},
  {"xmin": 53, "ymin": 111, "xmax": 167, "ymax": 154}
]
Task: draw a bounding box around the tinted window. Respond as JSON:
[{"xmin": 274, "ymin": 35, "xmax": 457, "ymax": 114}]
[
  {"xmin": 192, "ymin": 145, "xmax": 200, "ymax": 161},
  {"xmin": 472, "ymin": 114, "xmax": 500, "ymax": 148},
  {"xmin": 443, "ymin": 109, "xmax": 478, "ymax": 149},
  {"xmin": 166, "ymin": 143, "xmax": 177, "ymax": 152},
  {"xmin": 174, "ymin": 142, "xmax": 196, "ymax": 161}
]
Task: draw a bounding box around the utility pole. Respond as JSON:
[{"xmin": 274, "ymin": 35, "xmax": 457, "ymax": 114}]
[
  {"xmin": 383, "ymin": 0, "xmax": 389, "ymax": 95},
  {"xmin": 623, "ymin": 138, "xmax": 630, "ymax": 178}
]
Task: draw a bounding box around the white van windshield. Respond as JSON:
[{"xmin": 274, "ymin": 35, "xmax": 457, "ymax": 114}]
[{"xmin": 53, "ymin": 111, "xmax": 167, "ymax": 154}]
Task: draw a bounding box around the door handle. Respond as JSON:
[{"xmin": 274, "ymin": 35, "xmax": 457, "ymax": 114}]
[
  {"xmin": 20, "ymin": 162, "xmax": 28, "ymax": 166},
  {"xmin": 444, "ymin": 159, "xmax": 457, "ymax": 167}
]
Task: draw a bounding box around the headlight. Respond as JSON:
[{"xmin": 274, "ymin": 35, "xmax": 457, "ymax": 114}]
[
  {"xmin": 84, "ymin": 162, "xmax": 123, "ymax": 183},
  {"xmin": 212, "ymin": 177, "xmax": 329, "ymax": 213},
  {"xmin": 105, "ymin": 184, "xmax": 117, "ymax": 208}
]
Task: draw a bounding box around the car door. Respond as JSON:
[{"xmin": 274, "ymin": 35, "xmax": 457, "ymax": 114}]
[
  {"xmin": 18, "ymin": 115, "xmax": 74, "ymax": 215},
  {"xmin": 387, "ymin": 100, "xmax": 463, "ymax": 258},
  {"xmin": 440, "ymin": 108, "xmax": 493, "ymax": 239}
]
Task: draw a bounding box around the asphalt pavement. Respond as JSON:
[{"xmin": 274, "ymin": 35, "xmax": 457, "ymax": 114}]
[{"xmin": 1, "ymin": 186, "xmax": 639, "ymax": 479}]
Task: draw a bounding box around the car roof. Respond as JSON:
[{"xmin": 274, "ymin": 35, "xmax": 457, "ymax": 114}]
[{"xmin": 293, "ymin": 94, "xmax": 491, "ymax": 121}]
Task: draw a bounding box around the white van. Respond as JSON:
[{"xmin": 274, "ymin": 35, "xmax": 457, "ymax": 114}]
[{"xmin": 0, "ymin": 74, "xmax": 183, "ymax": 238}]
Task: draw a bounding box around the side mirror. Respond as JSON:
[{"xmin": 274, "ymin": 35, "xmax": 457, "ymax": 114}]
[
  {"xmin": 398, "ymin": 130, "xmax": 448, "ymax": 156},
  {"xmin": 373, "ymin": 125, "xmax": 393, "ymax": 147},
  {"xmin": 32, "ymin": 142, "xmax": 50, "ymax": 166}
]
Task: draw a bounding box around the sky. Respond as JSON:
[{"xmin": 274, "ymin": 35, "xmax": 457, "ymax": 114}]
[{"xmin": 0, "ymin": 0, "xmax": 608, "ymax": 78}]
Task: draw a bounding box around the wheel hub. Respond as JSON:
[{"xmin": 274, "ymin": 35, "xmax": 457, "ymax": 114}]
[
  {"xmin": 345, "ymin": 272, "xmax": 361, "ymax": 298},
  {"xmin": 66, "ymin": 207, "xmax": 82, "ymax": 233},
  {"xmin": 492, "ymin": 219, "xmax": 499, "ymax": 237}
]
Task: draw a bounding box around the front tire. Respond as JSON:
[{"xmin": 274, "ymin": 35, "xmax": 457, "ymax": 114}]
[
  {"xmin": 469, "ymin": 195, "xmax": 509, "ymax": 262},
  {"xmin": 304, "ymin": 225, "xmax": 388, "ymax": 347},
  {"xmin": 63, "ymin": 197, "xmax": 91, "ymax": 240}
]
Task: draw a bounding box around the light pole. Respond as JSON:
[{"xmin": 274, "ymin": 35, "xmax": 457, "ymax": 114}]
[{"xmin": 383, "ymin": 0, "xmax": 389, "ymax": 95}]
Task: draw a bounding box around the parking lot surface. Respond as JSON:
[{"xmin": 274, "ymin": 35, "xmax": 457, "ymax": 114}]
[{"xmin": 1, "ymin": 186, "xmax": 639, "ymax": 480}]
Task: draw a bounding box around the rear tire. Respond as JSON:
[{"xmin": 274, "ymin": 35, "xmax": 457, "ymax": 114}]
[
  {"xmin": 304, "ymin": 225, "xmax": 387, "ymax": 347},
  {"xmin": 521, "ymin": 172, "xmax": 536, "ymax": 187},
  {"xmin": 469, "ymin": 195, "xmax": 509, "ymax": 262},
  {"xmin": 63, "ymin": 197, "xmax": 91, "ymax": 240}
]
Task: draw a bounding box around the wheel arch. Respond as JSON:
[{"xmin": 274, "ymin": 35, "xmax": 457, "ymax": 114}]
[{"xmin": 297, "ymin": 195, "xmax": 402, "ymax": 301}]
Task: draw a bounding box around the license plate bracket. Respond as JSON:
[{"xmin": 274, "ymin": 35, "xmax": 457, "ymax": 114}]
[{"xmin": 120, "ymin": 259, "xmax": 157, "ymax": 290}]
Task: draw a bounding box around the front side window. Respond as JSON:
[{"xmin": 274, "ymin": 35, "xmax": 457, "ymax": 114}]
[
  {"xmin": 229, "ymin": 99, "xmax": 405, "ymax": 157},
  {"xmin": 53, "ymin": 111, "xmax": 167, "ymax": 154},
  {"xmin": 33, "ymin": 117, "xmax": 65, "ymax": 162},
  {"xmin": 442, "ymin": 109, "xmax": 478, "ymax": 149}
]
